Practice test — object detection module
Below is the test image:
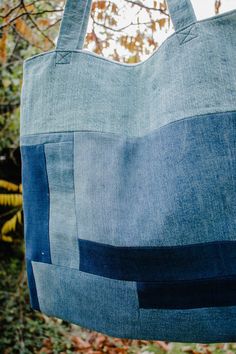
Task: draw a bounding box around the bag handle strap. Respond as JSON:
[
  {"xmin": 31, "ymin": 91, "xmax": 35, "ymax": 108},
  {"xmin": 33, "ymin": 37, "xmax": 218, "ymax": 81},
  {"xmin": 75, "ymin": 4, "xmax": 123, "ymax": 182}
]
[
  {"xmin": 167, "ymin": 0, "xmax": 197, "ymax": 32},
  {"xmin": 56, "ymin": 0, "xmax": 93, "ymax": 51},
  {"xmin": 56, "ymin": 0, "xmax": 197, "ymax": 52}
]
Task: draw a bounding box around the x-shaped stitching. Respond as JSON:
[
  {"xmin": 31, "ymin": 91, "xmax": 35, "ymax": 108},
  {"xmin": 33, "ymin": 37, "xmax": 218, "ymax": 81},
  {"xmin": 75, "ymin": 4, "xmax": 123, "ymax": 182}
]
[
  {"xmin": 177, "ymin": 25, "xmax": 198, "ymax": 45},
  {"xmin": 55, "ymin": 51, "xmax": 72, "ymax": 64}
]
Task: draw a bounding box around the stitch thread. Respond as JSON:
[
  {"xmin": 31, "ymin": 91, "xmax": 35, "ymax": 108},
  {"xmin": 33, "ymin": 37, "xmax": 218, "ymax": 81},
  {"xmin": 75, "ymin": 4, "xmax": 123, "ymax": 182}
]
[{"xmin": 55, "ymin": 51, "xmax": 72, "ymax": 64}]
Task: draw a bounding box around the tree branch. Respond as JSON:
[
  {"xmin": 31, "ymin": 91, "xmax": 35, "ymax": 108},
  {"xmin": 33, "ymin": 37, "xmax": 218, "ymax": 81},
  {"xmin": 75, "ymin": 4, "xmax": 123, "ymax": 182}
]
[
  {"xmin": 91, "ymin": 12, "xmax": 161, "ymax": 33},
  {"xmin": 0, "ymin": 2, "xmax": 22, "ymax": 20},
  {"xmin": 17, "ymin": 0, "xmax": 60, "ymax": 47},
  {"xmin": 0, "ymin": 8, "xmax": 63, "ymax": 30},
  {"xmin": 125, "ymin": 0, "xmax": 169, "ymax": 17}
]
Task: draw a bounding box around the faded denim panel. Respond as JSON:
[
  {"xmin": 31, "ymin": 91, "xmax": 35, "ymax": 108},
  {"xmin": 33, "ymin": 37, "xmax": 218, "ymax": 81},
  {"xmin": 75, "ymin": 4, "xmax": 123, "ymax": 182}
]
[
  {"xmin": 44, "ymin": 141, "xmax": 80, "ymax": 268},
  {"xmin": 31, "ymin": 260, "xmax": 236, "ymax": 342},
  {"xmin": 20, "ymin": 132, "xmax": 74, "ymax": 146},
  {"xmin": 32, "ymin": 261, "xmax": 140, "ymax": 339},
  {"xmin": 78, "ymin": 239, "xmax": 236, "ymax": 282},
  {"xmin": 74, "ymin": 111, "xmax": 236, "ymax": 246},
  {"xmin": 139, "ymin": 307, "xmax": 236, "ymax": 343},
  {"xmin": 20, "ymin": 54, "xmax": 55, "ymax": 136},
  {"xmin": 20, "ymin": 0, "xmax": 236, "ymax": 341},
  {"xmin": 56, "ymin": 0, "xmax": 93, "ymax": 51},
  {"xmin": 20, "ymin": 10, "xmax": 236, "ymax": 137},
  {"xmin": 167, "ymin": 0, "xmax": 196, "ymax": 32}
]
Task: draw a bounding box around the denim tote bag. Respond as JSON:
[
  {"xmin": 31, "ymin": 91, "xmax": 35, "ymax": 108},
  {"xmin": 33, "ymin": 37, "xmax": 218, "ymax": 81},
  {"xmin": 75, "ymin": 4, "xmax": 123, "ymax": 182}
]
[{"xmin": 20, "ymin": 0, "xmax": 236, "ymax": 343}]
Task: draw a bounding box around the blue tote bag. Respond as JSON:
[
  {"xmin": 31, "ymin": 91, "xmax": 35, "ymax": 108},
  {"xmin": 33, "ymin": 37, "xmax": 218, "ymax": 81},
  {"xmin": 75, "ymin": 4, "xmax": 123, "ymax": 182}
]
[{"xmin": 20, "ymin": 0, "xmax": 236, "ymax": 343}]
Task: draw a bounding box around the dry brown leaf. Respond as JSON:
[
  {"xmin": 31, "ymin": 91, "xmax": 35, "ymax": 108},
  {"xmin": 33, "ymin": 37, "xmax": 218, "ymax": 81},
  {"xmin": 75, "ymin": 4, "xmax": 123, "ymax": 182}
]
[
  {"xmin": 97, "ymin": 1, "xmax": 106, "ymax": 10},
  {"xmin": 155, "ymin": 340, "xmax": 170, "ymax": 351},
  {"xmin": 215, "ymin": 0, "xmax": 221, "ymax": 14},
  {"xmin": 160, "ymin": 1, "xmax": 167, "ymax": 12},
  {"xmin": 150, "ymin": 21, "xmax": 156, "ymax": 32},
  {"xmin": 38, "ymin": 348, "xmax": 51, "ymax": 354},
  {"xmin": 111, "ymin": 3, "xmax": 118, "ymax": 14},
  {"xmin": 158, "ymin": 18, "xmax": 166, "ymax": 30},
  {"xmin": 71, "ymin": 335, "xmax": 92, "ymax": 350},
  {"xmin": 0, "ymin": 30, "xmax": 7, "ymax": 64},
  {"xmin": 37, "ymin": 18, "xmax": 51, "ymax": 29},
  {"xmin": 15, "ymin": 17, "xmax": 51, "ymax": 50}
]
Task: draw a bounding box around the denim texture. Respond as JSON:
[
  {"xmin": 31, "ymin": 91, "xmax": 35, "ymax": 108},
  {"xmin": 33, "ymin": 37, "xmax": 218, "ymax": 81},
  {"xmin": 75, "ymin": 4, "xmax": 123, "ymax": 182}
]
[
  {"xmin": 31, "ymin": 261, "xmax": 140, "ymax": 339},
  {"xmin": 31, "ymin": 260, "xmax": 236, "ymax": 343},
  {"xmin": 26, "ymin": 259, "xmax": 40, "ymax": 311},
  {"xmin": 73, "ymin": 112, "xmax": 236, "ymax": 247},
  {"xmin": 137, "ymin": 278, "xmax": 236, "ymax": 309},
  {"xmin": 20, "ymin": 145, "xmax": 51, "ymax": 263},
  {"xmin": 20, "ymin": 0, "xmax": 236, "ymax": 343},
  {"xmin": 20, "ymin": 145, "xmax": 51, "ymax": 310},
  {"xmin": 44, "ymin": 142, "xmax": 80, "ymax": 268},
  {"xmin": 20, "ymin": 10, "xmax": 236, "ymax": 137},
  {"xmin": 78, "ymin": 239, "xmax": 236, "ymax": 282}
]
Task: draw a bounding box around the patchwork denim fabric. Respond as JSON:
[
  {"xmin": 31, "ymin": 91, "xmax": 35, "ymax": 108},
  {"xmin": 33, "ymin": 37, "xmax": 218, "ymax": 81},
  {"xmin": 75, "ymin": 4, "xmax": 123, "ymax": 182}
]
[{"xmin": 20, "ymin": 0, "xmax": 236, "ymax": 343}]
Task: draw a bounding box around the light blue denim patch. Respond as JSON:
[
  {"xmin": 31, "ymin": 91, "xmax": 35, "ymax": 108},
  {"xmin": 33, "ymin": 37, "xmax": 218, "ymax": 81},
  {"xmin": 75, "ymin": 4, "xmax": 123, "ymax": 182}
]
[
  {"xmin": 20, "ymin": 9, "xmax": 236, "ymax": 137},
  {"xmin": 31, "ymin": 259, "xmax": 236, "ymax": 343},
  {"xmin": 44, "ymin": 142, "xmax": 79, "ymax": 268},
  {"xmin": 20, "ymin": 111, "xmax": 236, "ymax": 342},
  {"xmin": 21, "ymin": 111, "xmax": 236, "ymax": 248},
  {"xmin": 31, "ymin": 260, "xmax": 140, "ymax": 339},
  {"xmin": 20, "ymin": 0, "xmax": 236, "ymax": 343},
  {"xmin": 73, "ymin": 111, "xmax": 236, "ymax": 247}
]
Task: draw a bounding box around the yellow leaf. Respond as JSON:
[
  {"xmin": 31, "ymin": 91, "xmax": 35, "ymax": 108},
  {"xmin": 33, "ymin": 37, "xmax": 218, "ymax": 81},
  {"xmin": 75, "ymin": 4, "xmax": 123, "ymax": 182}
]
[
  {"xmin": 2, "ymin": 235, "xmax": 13, "ymax": 242},
  {"xmin": 0, "ymin": 194, "xmax": 9, "ymax": 206},
  {"xmin": 127, "ymin": 55, "xmax": 138, "ymax": 63},
  {"xmin": 0, "ymin": 180, "xmax": 19, "ymax": 191},
  {"xmin": 150, "ymin": 21, "xmax": 156, "ymax": 32},
  {"xmin": 17, "ymin": 210, "xmax": 22, "ymax": 224},
  {"xmin": 2, "ymin": 214, "xmax": 18, "ymax": 235},
  {"xmin": 0, "ymin": 193, "xmax": 22, "ymax": 206},
  {"xmin": 2, "ymin": 79, "xmax": 11, "ymax": 88}
]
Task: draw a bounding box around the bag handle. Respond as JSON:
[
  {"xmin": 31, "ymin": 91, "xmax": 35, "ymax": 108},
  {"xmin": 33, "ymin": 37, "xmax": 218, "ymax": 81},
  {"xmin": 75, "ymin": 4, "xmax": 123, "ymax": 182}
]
[
  {"xmin": 56, "ymin": 0, "xmax": 93, "ymax": 51},
  {"xmin": 167, "ymin": 0, "xmax": 196, "ymax": 32},
  {"xmin": 56, "ymin": 0, "xmax": 197, "ymax": 52}
]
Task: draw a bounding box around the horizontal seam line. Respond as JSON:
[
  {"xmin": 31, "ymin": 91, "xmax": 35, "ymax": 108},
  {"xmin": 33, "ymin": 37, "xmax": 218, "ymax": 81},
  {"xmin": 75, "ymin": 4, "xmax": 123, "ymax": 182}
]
[
  {"xmin": 78, "ymin": 238, "xmax": 236, "ymax": 250},
  {"xmin": 20, "ymin": 109, "xmax": 236, "ymax": 141}
]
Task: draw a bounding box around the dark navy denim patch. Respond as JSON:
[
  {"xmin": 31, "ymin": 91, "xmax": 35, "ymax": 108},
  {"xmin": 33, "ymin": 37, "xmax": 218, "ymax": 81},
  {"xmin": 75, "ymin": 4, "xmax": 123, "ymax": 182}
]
[
  {"xmin": 20, "ymin": 144, "xmax": 51, "ymax": 309},
  {"xmin": 26, "ymin": 259, "xmax": 40, "ymax": 310},
  {"xmin": 137, "ymin": 277, "xmax": 236, "ymax": 309},
  {"xmin": 20, "ymin": 144, "xmax": 51, "ymax": 263},
  {"xmin": 78, "ymin": 239, "xmax": 236, "ymax": 282},
  {"xmin": 79, "ymin": 238, "xmax": 236, "ymax": 309}
]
